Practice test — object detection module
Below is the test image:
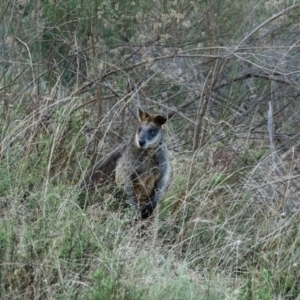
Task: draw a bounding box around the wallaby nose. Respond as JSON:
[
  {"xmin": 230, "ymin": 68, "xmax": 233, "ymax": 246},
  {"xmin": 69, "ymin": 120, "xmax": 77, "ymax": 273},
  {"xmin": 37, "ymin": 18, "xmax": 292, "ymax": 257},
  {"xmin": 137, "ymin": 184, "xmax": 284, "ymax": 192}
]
[{"xmin": 138, "ymin": 139, "xmax": 146, "ymax": 148}]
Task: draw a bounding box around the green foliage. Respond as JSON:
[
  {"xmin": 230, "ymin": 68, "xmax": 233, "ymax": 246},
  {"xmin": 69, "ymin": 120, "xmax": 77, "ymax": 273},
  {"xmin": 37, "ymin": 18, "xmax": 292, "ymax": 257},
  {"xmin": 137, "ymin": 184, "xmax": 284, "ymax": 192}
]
[
  {"xmin": 242, "ymin": 148, "xmax": 268, "ymax": 166},
  {"xmin": 91, "ymin": 265, "xmax": 144, "ymax": 300},
  {"xmin": 149, "ymin": 271, "xmax": 204, "ymax": 300},
  {"xmin": 1, "ymin": 0, "xmax": 300, "ymax": 298},
  {"xmin": 0, "ymin": 161, "xmax": 11, "ymax": 196},
  {"xmin": 239, "ymin": 269, "xmax": 273, "ymax": 300},
  {"xmin": 208, "ymin": 173, "xmax": 226, "ymax": 189}
]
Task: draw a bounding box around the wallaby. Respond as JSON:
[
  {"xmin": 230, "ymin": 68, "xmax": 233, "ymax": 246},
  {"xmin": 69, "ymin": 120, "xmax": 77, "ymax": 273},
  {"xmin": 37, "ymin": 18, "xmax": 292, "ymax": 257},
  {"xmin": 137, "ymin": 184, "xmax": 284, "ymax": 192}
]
[
  {"xmin": 115, "ymin": 107, "xmax": 170, "ymax": 219},
  {"xmin": 80, "ymin": 107, "xmax": 170, "ymax": 219}
]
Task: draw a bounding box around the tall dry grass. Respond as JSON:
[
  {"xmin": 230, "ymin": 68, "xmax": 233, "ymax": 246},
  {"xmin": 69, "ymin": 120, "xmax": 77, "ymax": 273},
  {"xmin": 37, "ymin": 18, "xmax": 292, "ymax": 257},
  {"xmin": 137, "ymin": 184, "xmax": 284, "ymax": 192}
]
[{"xmin": 1, "ymin": 0, "xmax": 300, "ymax": 298}]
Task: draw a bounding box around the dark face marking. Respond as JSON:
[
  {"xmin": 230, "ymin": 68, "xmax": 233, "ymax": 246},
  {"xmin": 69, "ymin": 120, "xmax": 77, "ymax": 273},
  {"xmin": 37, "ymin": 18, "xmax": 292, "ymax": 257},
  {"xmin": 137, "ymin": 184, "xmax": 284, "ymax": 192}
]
[
  {"xmin": 136, "ymin": 108, "xmax": 167, "ymax": 149},
  {"xmin": 136, "ymin": 124, "xmax": 161, "ymax": 149},
  {"xmin": 149, "ymin": 128, "xmax": 158, "ymax": 137}
]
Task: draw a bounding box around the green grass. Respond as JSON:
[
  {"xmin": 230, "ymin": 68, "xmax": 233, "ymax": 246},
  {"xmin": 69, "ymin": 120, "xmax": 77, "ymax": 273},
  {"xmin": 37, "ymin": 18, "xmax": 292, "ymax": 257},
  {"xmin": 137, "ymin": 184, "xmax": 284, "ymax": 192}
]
[
  {"xmin": 0, "ymin": 180, "xmax": 233, "ymax": 299},
  {"xmin": 2, "ymin": 106, "xmax": 300, "ymax": 299},
  {"xmin": 2, "ymin": 1, "xmax": 300, "ymax": 296}
]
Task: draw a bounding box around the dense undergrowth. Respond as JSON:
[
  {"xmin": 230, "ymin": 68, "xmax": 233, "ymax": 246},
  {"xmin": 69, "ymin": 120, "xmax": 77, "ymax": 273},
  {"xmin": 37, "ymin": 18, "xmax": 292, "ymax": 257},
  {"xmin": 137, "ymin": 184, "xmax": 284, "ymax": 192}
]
[
  {"xmin": 1, "ymin": 95, "xmax": 300, "ymax": 299},
  {"xmin": 1, "ymin": 0, "xmax": 300, "ymax": 299}
]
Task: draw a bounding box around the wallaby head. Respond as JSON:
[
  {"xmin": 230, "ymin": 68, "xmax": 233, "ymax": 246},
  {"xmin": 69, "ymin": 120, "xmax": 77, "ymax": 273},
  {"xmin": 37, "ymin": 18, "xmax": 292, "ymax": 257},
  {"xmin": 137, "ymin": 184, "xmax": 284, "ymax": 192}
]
[{"xmin": 135, "ymin": 107, "xmax": 167, "ymax": 149}]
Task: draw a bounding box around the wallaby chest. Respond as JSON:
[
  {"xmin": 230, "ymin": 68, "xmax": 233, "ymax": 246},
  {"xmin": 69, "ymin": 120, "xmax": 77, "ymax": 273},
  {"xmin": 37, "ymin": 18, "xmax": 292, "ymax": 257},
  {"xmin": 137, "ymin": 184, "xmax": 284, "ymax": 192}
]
[{"xmin": 133, "ymin": 149, "xmax": 163, "ymax": 177}]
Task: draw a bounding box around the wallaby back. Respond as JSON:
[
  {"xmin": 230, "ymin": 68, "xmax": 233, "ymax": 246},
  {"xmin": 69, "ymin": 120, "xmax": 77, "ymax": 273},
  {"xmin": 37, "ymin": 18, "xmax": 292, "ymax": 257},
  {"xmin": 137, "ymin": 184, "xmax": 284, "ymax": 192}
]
[{"xmin": 80, "ymin": 149, "xmax": 123, "ymax": 193}]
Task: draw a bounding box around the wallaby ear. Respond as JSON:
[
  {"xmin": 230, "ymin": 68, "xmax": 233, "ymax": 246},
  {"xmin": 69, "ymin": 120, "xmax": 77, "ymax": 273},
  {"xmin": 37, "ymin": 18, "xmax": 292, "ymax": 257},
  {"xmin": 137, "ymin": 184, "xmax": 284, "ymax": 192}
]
[
  {"xmin": 153, "ymin": 114, "xmax": 167, "ymax": 126},
  {"xmin": 138, "ymin": 107, "xmax": 150, "ymax": 121}
]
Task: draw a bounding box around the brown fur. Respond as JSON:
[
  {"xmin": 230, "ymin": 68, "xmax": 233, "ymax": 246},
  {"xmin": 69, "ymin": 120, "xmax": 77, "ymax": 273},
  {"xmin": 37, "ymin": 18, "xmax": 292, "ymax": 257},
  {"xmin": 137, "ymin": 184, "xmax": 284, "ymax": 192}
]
[
  {"xmin": 115, "ymin": 108, "xmax": 170, "ymax": 219},
  {"xmin": 80, "ymin": 149, "xmax": 123, "ymax": 193},
  {"xmin": 80, "ymin": 108, "xmax": 170, "ymax": 219}
]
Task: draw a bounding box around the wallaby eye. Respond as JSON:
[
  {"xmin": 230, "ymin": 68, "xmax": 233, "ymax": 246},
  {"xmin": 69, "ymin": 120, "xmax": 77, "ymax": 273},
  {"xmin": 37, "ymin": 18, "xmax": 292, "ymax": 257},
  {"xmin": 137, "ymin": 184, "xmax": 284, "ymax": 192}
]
[
  {"xmin": 149, "ymin": 129, "xmax": 157, "ymax": 137},
  {"xmin": 138, "ymin": 127, "xmax": 142, "ymax": 133}
]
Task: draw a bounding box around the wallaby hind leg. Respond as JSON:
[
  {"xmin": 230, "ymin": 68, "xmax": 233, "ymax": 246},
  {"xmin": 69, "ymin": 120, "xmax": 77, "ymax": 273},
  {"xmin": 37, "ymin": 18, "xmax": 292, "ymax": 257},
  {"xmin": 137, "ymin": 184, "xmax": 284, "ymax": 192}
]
[{"xmin": 140, "ymin": 171, "xmax": 169, "ymax": 219}]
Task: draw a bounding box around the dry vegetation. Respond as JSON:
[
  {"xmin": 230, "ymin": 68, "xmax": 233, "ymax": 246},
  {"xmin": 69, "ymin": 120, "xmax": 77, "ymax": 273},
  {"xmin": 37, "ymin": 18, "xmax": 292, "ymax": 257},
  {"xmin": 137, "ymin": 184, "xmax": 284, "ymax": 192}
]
[{"xmin": 1, "ymin": 0, "xmax": 300, "ymax": 299}]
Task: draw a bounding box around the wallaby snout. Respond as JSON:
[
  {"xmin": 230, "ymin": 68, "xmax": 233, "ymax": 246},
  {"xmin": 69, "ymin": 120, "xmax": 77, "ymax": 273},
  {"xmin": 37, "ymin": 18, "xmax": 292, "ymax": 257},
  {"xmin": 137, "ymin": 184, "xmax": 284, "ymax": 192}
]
[
  {"xmin": 137, "ymin": 138, "xmax": 147, "ymax": 148},
  {"xmin": 134, "ymin": 108, "xmax": 166, "ymax": 150},
  {"xmin": 135, "ymin": 128, "xmax": 159, "ymax": 149}
]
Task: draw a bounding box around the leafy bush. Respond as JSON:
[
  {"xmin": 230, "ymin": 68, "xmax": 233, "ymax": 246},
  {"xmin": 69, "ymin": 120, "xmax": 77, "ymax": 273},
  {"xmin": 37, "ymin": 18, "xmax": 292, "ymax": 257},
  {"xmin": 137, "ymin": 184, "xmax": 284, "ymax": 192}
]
[{"xmin": 1, "ymin": 0, "xmax": 300, "ymax": 298}]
